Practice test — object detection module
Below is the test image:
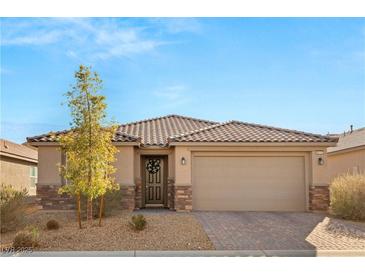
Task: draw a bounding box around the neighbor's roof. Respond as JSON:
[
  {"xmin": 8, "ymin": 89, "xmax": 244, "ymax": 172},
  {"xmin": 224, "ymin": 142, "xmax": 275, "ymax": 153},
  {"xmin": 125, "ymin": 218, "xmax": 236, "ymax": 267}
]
[
  {"xmin": 27, "ymin": 114, "xmax": 337, "ymax": 147},
  {"xmin": 327, "ymin": 127, "xmax": 365, "ymax": 153},
  {"xmin": 0, "ymin": 139, "xmax": 38, "ymax": 163},
  {"xmin": 169, "ymin": 121, "xmax": 337, "ymax": 143}
]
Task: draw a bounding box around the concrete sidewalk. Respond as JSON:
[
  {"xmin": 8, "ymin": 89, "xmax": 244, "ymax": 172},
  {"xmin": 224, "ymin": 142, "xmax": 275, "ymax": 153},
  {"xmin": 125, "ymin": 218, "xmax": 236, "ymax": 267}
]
[{"xmin": 1, "ymin": 250, "xmax": 364, "ymax": 257}]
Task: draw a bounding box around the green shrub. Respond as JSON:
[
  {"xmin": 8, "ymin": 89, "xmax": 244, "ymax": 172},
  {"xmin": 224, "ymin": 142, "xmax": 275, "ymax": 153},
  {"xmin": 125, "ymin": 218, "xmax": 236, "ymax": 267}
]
[
  {"xmin": 329, "ymin": 174, "xmax": 365, "ymax": 221},
  {"xmin": 0, "ymin": 184, "xmax": 28, "ymax": 233},
  {"xmin": 13, "ymin": 226, "xmax": 39, "ymax": 249},
  {"xmin": 129, "ymin": 214, "xmax": 147, "ymax": 231},
  {"xmin": 46, "ymin": 219, "xmax": 60, "ymax": 230}
]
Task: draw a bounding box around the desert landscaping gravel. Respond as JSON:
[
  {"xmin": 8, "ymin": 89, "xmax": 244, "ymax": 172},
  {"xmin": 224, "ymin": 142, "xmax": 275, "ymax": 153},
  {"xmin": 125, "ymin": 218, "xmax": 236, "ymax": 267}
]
[{"xmin": 0, "ymin": 210, "xmax": 214, "ymax": 251}]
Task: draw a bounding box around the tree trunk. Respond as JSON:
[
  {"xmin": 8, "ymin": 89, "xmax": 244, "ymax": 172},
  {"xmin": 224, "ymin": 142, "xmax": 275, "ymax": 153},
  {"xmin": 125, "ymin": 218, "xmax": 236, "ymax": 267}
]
[
  {"xmin": 87, "ymin": 198, "xmax": 93, "ymax": 222},
  {"xmin": 98, "ymin": 195, "xmax": 104, "ymax": 227},
  {"xmin": 77, "ymin": 194, "xmax": 82, "ymax": 229}
]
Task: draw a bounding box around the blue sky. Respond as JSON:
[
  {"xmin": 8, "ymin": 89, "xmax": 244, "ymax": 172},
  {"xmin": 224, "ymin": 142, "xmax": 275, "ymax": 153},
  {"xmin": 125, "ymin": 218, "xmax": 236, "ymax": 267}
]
[{"xmin": 1, "ymin": 18, "xmax": 365, "ymax": 143}]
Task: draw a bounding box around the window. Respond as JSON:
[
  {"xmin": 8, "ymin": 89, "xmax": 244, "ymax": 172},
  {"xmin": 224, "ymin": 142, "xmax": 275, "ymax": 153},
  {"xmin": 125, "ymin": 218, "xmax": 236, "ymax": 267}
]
[{"xmin": 30, "ymin": 166, "xmax": 37, "ymax": 188}]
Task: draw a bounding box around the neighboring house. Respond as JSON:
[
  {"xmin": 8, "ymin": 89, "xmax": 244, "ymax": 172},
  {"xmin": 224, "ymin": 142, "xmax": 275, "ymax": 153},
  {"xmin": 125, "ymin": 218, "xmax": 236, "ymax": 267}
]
[
  {"xmin": 27, "ymin": 114, "xmax": 338, "ymax": 211},
  {"xmin": 0, "ymin": 139, "xmax": 38, "ymax": 195},
  {"xmin": 327, "ymin": 127, "xmax": 365, "ymax": 182}
]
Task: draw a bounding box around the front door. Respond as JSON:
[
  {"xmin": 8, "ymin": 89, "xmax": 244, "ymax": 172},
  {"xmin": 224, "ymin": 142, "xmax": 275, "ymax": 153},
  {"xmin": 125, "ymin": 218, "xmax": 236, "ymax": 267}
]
[{"xmin": 144, "ymin": 157, "xmax": 164, "ymax": 205}]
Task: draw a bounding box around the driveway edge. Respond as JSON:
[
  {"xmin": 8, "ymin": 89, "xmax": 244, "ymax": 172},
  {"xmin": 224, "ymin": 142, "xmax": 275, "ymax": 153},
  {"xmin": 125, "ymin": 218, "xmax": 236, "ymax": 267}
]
[{"xmin": 2, "ymin": 250, "xmax": 364, "ymax": 257}]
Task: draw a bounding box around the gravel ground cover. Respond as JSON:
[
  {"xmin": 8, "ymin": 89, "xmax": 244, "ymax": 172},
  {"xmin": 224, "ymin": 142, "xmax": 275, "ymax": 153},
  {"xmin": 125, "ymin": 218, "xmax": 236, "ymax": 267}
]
[{"xmin": 0, "ymin": 210, "xmax": 214, "ymax": 251}]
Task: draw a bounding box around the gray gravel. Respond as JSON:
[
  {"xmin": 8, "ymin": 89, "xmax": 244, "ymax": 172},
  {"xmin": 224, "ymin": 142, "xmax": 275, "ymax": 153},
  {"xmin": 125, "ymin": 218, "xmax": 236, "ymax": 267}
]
[{"xmin": 0, "ymin": 210, "xmax": 214, "ymax": 251}]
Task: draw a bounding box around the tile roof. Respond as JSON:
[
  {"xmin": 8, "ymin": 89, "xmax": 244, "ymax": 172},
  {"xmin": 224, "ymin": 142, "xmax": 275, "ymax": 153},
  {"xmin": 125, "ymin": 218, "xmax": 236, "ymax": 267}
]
[
  {"xmin": 327, "ymin": 127, "xmax": 365, "ymax": 153},
  {"xmin": 0, "ymin": 139, "xmax": 38, "ymax": 162},
  {"xmin": 26, "ymin": 115, "xmax": 216, "ymax": 146},
  {"xmin": 169, "ymin": 121, "xmax": 337, "ymax": 143},
  {"xmin": 27, "ymin": 114, "xmax": 337, "ymax": 146},
  {"xmin": 117, "ymin": 114, "xmax": 216, "ymax": 146},
  {"xmin": 27, "ymin": 130, "xmax": 140, "ymax": 143}
]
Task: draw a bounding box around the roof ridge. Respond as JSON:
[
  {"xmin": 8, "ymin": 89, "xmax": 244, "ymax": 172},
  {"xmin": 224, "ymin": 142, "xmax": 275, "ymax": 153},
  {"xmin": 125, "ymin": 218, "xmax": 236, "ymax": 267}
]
[
  {"xmin": 26, "ymin": 130, "xmax": 70, "ymax": 142},
  {"xmin": 229, "ymin": 120, "xmax": 337, "ymax": 141},
  {"xmin": 169, "ymin": 114, "xmax": 218, "ymax": 124},
  {"xmin": 168, "ymin": 121, "xmax": 232, "ymax": 141},
  {"xmin": 119, "ymin": 114, "xmax": 217, "ymax": 127}
]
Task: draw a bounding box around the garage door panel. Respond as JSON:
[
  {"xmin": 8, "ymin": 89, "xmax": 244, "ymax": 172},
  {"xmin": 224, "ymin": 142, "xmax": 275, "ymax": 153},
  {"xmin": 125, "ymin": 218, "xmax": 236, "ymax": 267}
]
[{"xmin": 193, "ymin": 156, "xmax": 306, "ymax": 211}]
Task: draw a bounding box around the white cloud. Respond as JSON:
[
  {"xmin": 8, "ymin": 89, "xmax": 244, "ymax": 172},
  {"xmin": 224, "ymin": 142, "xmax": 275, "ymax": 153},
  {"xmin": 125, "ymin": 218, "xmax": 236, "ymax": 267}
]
[
  {"xmin": 1, "ymin": 30, "xmax": 64, "ymax": 46},
  {"xmin": 154, "ymin": 85, "xmax": 191, "ymax": 107},
  {"xmin": 150, "ymin": 18, "xmax": 202, "ymax": 34},
  {"xmin": 0, "ymin": 18, "xmax": 195, "ymax": 61}
]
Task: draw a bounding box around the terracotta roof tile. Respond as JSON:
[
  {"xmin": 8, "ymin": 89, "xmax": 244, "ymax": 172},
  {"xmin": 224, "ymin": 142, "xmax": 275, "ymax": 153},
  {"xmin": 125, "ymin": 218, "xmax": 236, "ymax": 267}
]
[
  {"xmin": 169, "ymin": 121, "xmax": 337, "ymax": 143},
  {"xmin": 26, "ymin": 114, "xmax": 216, "ymax": 146},
  {"xmin": 117, "ymin": 114, "xmax": 216, "ymax": 146},
  {"xmin": 27, "ymin": 115, "xmax": 337, "ymax": 146},
  {"xmin": 27, "ymin": 130, "xmax": 140, "ymax": 143}
]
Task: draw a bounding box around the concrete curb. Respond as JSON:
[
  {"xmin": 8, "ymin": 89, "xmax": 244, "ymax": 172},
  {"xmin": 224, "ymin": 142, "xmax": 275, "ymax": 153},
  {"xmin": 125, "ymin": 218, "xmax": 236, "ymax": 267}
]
[{"xmin": 1, "ymin": 250, "xmax": 365, "ymax": 257}]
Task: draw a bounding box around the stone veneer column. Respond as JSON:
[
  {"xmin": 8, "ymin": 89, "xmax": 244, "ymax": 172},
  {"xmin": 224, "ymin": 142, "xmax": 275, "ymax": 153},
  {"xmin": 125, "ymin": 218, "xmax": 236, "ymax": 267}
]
[
  {"xmin": 309, "ymin": 186, "xmax": 329, "ymax": 211},
  {"xmin": 174, "ymin": 185, "xmax": 192, "ymax": 212},
  {"xmin": 36, "ymin": 185, "xmax": 75, "ymax": 210},
  {"xmin": 120, "ymin": 185, "xmax": 135, "ymax": 210},
  {"xmin": 167, "ymin": 179, "xmax": 175, "ymax": 210},
  {"xmin": 134, "ymin": 178, "xmax": 143, "ymax": 209}
]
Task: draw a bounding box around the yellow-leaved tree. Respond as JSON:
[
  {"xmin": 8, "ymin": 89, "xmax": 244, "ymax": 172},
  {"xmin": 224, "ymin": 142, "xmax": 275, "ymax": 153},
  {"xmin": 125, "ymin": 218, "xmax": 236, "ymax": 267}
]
[{"xmin": 58, "ymin": 65, "xmax": 119, "ymax": 228}]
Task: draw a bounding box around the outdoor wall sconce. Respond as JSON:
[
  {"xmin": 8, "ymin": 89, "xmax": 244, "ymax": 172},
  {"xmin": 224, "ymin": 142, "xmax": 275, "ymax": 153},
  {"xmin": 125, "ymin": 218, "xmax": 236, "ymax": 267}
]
[
  {"xmin": 181, "ymin": 157, "xmax": 186, "ymax": 165},
  {"xmin": 318, "ymin": 157, "xmax": 324, "ymax": 166}
]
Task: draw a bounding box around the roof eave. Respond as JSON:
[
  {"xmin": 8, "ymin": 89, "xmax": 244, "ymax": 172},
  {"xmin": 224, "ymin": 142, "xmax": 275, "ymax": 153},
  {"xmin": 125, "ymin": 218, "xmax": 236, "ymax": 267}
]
[
  {"xmin": 169, "ymin": 141, "xmax": 338, "ymax": 147},
  {"xmin": 27, "ymin": 141, "xmax": 141, "ymax": 147},
  {"xmin": 0, "ymin": 151, "xmax": 38, "ymax": 163},
  {"xmin": 327, "ymin": 144, "xmax": 365, "ymax": 155},
  {"xmin": 113, "ymin": 142, "xmax": 140, "ymax": 147}
]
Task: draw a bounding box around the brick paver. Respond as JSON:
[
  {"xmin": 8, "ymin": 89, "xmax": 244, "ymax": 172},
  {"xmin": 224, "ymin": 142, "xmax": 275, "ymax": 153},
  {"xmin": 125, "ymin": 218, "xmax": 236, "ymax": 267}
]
[{"xmin": 194, "ymin": 212, "xmax": 365, "ymax": 251}]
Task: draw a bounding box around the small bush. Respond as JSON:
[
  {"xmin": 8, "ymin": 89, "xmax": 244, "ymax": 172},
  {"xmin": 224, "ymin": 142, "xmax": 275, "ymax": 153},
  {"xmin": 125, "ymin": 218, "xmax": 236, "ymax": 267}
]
[
  {"xmin": 129, "ymin": 214, "xmax": 147, "ymax": 231},
  {"xmin": 329, "ymin": 174, "xmax": 365, "ymax": 221},
  {"xmin": 0, "ymin": 184, "xmax": 28, "ymax": 233},
  {"xmin": 46, "ymin": 219, "xmax": 60, "ymax": 230},
  {"xmin": 13, "ymin": 226, "xmax": 39, "ymax": 249}
]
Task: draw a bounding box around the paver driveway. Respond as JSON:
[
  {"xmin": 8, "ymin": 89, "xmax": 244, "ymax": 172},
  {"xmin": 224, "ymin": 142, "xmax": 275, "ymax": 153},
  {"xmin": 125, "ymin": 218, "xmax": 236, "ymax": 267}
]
[{"xmin": 194, "ymin": 212, "xmax": 326, "ymax": 250}]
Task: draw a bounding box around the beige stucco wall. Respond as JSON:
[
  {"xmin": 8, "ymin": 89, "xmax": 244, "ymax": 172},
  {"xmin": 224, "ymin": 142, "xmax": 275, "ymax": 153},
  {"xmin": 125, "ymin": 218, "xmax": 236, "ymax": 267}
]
[
  {"xmin": 38, "ymin": 146, "xmax": 62, "ymax": 186},
  {"xmin": 36, "ymin": 144, "xmax": 176, "ymax": 188},
  {"xmin": 327, "ymin": 147, "xmax": 365, "ymax": 182},
  {"xmin": 174, "ymin": 145, "xmax": 331, "ymax": 187},
  {"xmin": 0, "ymin": 156, "xmax": 37, "ymax": 195},
  {"xmin": 35, "ymin": 143, "xmax": 333, "ymax": 190},
  {"xmin": 174, "ymin": 146, "xmax": 191, "ymax": 186},
  {"xmin": 310, "ymin": 149, "xmax": 329, "ymax": 186},
  {"xmin": 37, "ymin": 145, "xmax": 137, "ymax": 187},
  {"xmin": 114, "ymin": 146, "xmax": 135, "ymax": 186}
]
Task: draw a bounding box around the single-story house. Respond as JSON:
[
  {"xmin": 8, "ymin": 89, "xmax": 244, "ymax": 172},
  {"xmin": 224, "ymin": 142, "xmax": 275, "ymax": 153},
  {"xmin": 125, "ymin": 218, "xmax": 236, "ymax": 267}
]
[
  {"xmin": 327, "ymin": 126, "xmax": 365, "ymax": 182},
  {"xmin": 1, "ymin": 139, "xmax": 38, "ymax": 195},
  {"xmin": 27, "ymin": 114, "xmax": 338, "ymax": 212}
]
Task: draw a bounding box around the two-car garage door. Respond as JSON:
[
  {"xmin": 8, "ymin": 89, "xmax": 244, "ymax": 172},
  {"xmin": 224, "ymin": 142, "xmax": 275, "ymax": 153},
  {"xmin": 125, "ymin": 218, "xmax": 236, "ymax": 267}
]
[{"xmin": 192, "ymin": 156, "xmax": 306, "ymax": 211}]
